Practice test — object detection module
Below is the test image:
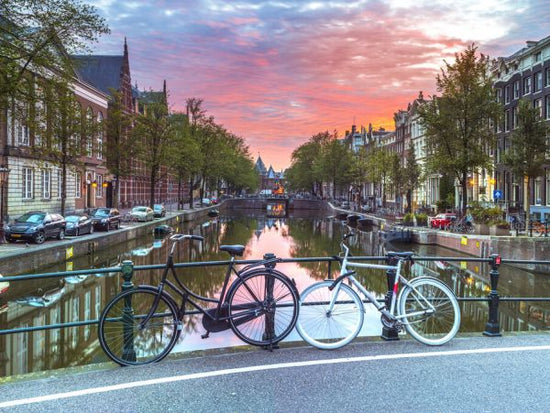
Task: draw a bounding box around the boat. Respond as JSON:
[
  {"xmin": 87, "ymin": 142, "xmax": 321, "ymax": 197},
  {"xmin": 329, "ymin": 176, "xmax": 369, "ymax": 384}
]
[
  {"xmin": 207, "ymin": 208, "xmax": 220, "ymax": 217},
  {"xmin": 153, "ymin": 224, "xmax": 173, "ymax": 235},
  {"xmin": 346, "ymin": 214, "xmax": 361, "ymax": 225}
]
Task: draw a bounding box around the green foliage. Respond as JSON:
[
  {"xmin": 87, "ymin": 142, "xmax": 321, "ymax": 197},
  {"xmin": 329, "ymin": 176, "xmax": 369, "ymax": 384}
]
[
  {"xmin": 418, "ymin": 44, "xmax": 500, "ymax": 214},
  {"xmin": 469, "ymin": 201, "xmax": 504, "ymax": 225}
]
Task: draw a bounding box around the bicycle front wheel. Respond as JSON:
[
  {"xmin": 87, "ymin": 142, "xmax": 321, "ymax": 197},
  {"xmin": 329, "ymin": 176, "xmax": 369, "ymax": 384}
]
[
  {"xmin": 398, "ymin": 277, "xmax": 460, "ymax": 346},
  {"xmin": 98, "ymin": 287, "xmax": 180, "ymax": 366},
  {"xmin": 296, "ymin": 281, "xmax": 364, "ymax": 350},
  {"xmin": 228, "ymin": 271, "xmax": 299, "ymax": 346}
]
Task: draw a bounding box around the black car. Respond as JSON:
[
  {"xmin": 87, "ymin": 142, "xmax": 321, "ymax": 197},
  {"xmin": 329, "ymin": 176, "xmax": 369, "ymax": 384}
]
[
  {"xmin": 65, "ymin": 215, "xmax": 94, "ymax": 236},
  {"xmin": 5, "ymin": 211, "xmax": 66, "ymax": 244},
  {"xmin": 90, "ymin": 208, "xmax": 120, "ymax": 231}
]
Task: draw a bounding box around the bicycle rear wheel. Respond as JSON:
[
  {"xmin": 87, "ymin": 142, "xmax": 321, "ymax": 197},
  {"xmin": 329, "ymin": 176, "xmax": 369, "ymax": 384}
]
[
  {"xmin": 98, "ymin": 287, "xmax": 180, "ymax": 366},
  {"xmin": 296, "ymin": 281, "xmax": 364, "ymax": 350},
  {"xmin": 227, "ymin": 271, "xmax": 298, "ymax": 346},
  {"xmin": 398, "ymin": 277, "xmax": 460, "ymax": 346}
]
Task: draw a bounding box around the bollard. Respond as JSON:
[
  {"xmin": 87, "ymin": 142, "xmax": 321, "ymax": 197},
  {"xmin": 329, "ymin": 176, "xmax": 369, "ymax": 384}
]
[
  {"xmin": 483, "ymin": 254, "xmax": 502, "ymax": 337},
  {"xmin": 262, "ymin": 253, "xmax": 278, "ymax": 349},
  {"xmin": 120, "ymin": 260, "xmax": 137, "ymax": 361},
  {"xmin": 381, "ymin": 256, "xmax": 399, "ymax": 341}
]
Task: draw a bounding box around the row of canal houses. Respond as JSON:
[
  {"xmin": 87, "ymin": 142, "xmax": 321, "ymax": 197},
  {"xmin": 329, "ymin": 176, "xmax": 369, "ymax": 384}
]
[
  {"xmin": 1, "ymin": 39, "xmax": 180, "ymax": 221},
  {"xmin": 343, "ymin": 36, "xmax": 550, "ymax": 215}
]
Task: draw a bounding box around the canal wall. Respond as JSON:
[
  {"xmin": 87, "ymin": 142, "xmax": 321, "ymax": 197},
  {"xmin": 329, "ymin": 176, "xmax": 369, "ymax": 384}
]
[
  {"xmin": 221, "ymin": 198, "xmax": 328, "ymax": 211},
  {"xmin": 0, "ymin": 207, "xmax": 216, "ymax": 276}
]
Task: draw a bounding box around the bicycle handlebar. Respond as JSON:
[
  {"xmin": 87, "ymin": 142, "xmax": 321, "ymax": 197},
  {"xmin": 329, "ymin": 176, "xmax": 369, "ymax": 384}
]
[{"xmin": 170, "ymin": 234, "xmax": 204, "ymax": 242}]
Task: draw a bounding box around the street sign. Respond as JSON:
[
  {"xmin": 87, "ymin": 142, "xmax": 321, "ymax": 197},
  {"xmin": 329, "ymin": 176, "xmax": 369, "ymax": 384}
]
[{"xmin": 493, "ymin": 189, "xmax": 502, "ymax": 200}]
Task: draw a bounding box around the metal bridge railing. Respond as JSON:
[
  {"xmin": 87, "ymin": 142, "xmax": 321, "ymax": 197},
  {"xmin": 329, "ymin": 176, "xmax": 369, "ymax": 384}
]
[{"xmin": 1, "ymin": 255, "xmax": 549, "ymax": 338}]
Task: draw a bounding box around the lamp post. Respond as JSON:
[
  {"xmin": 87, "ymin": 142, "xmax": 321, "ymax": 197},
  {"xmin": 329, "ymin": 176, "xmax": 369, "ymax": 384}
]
[{"xmin": 0, "ymin": 166, "xmax": 11, "ymax": 244}]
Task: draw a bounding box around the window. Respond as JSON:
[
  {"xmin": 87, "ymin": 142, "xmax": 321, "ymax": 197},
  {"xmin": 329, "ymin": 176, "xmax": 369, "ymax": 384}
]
[
  {"xmin": 42, "ymin": 169, "xmax": 51, "ymax": 199},
  {"xmin": 504, "ymin": 85, "xmax": 510, "ymax": 103},
  {"xmin": 96, "ymin": 174, "xmax": 103, "ymax": 198},
  {"xmin": 22, "ymin": 167, "xmax": 33, "ymax": 199},
  {"xmin": 57, "ymin": 170, "xmax": 62, "ymax": 199},
  {"xmin": 97, "ymin": 112, "xmax": 103, "ymax": 160},
  {"xmin": 16, "ymin": 118, "xmax": 30, "ymax": 146},
  {"xmin": 534, "ymin": 72, "xmax": 543, "ymax": 92},
  {"xmin": 74, "ymin": 172, "xmax": 81, "ymax": 198},
  {"xmin": 546, "ymin": 96, "xmax": 550, "ymax": 120},
  {"xmin": 535, "ymin": 51, "xmax": 542, "ymax": 62},
  {"xmin": 495, "ymin": 88, "xmax": 502, "ymax": 103},
  {"xmin": 546, "ymin": 68, "xmax": 550, "ymax": 87},
  {"xmin": 523, "ymin": 76, "xmax": 532, "ymax": 95},
  {"xmin": 534, "ymin": 98, "xmax": 543, "ymax": 118},
  {"xmin": 504, "ymin": 110, "xmax": 510, "ymax": 131},
  {"xmin": 86, "ymin": 108, "xmax": 93, "ymax": 157},
  {"xmin": 513, "ymin": 80, "xmax": 520, "ymax": 99},
  {"xmin": 512, "ymin": 106, "xmax": 518, "ymax": 129}
]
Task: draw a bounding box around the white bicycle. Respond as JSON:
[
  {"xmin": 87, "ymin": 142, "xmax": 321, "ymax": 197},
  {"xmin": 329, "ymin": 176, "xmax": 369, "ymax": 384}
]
[{"xmin": 296, "ymin": 232, "xmax": 461, "ymax": 349}]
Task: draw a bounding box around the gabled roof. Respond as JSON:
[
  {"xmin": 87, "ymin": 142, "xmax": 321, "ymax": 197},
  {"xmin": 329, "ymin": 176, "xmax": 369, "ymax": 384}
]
[{"xmin": 71, "ymin": 55, "xmax": 124, "ymax": 95}]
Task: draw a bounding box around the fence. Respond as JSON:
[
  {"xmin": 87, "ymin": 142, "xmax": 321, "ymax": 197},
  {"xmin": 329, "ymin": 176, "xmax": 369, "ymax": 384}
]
[{"xmin": 1, "ymin": 254, "xmax": 549, "ymax": 339}]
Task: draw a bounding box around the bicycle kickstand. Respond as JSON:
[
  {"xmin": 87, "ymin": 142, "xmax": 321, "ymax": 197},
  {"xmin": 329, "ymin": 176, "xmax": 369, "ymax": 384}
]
[{"xmin": 201, "ymin": 331, "xmax": 210, "ymax": 339}]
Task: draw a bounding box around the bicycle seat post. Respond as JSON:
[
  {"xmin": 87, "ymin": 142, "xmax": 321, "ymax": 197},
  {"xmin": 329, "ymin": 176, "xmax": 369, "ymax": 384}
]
[{"xmin": 382, "ymin": 254, "xmax": 399, "ymax": 341}]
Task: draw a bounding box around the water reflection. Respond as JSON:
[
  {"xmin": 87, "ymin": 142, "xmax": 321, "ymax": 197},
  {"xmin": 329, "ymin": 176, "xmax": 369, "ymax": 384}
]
[{"xmin": 0, "ymin": 211, "xmax": 548, "ymax": 377}]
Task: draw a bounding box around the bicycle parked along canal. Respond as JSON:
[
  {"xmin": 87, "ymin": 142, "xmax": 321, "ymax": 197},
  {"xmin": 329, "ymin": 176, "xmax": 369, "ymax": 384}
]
[
  {"xmin": 296, "ymin": 232, "xmax": 460, "ymax": 350},
  {"xmin": 98, "ymin": 234, "xmax": 299, "ymax": 366}
]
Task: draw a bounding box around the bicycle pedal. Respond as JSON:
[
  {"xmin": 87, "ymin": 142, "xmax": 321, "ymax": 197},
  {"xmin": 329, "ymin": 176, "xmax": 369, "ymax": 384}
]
[{"xmin": 201, "ymin": 331, "xmax": 210, "ymax": 339}]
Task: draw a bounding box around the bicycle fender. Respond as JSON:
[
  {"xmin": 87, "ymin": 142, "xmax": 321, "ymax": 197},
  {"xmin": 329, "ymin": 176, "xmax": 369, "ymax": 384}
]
[{"xmin": 225, "ymin": 268, "xmax": 299, "ymax": 303}]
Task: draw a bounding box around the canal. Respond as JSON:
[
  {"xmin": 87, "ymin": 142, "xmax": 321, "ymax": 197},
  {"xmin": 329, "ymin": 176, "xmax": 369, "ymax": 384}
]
[{"xmin": 0, "ymin": 209, "xmax": 549, "ymax": 377}]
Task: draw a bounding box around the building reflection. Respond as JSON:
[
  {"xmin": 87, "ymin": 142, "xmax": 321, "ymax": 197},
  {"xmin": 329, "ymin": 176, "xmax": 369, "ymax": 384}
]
[{"xmin": 0, "ymin": 214, "xmax": 548, "ymax": 377}]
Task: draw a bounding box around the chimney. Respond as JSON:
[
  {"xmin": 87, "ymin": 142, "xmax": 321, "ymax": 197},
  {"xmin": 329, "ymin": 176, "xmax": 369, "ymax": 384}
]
[{"xmin": 526, "ymin": 41, "xmax": 537, "ymax": 48}]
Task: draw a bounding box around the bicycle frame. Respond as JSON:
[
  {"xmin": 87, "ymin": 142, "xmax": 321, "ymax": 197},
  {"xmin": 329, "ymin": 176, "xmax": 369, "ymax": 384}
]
[
  {"xmin": 141, "ymin": 235, "xmax": 276, "ymax": 328},
  {"xmin": 329, "ymin": 241, "xmax": 436, "ymax": 323}
]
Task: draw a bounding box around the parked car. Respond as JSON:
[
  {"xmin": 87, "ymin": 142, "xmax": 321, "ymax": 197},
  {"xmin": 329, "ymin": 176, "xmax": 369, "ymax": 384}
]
[
  {"xmin": 90, "ymin": 208, "xmax": 120, "ymax": 231},
  {"xmin": 153, "ymin": 204, "xmax": 166, "ymax": 218},
  {"xmin": 65, "ymin": 215, "xmax": 94, "ymax": 236},
  {"xmin": 430, "ymin": 213, "xmax": 457, "ymax": 229},
  {"xmin": 5, "ymin": 211, "xmax": 66, "ymax": 244},
  {"xmin": 130, "ymin": 206, "xmax": 154, "ymax": 222},
  {"xmin": 201, "ymin": 198, "xmax": 212, "ymax": 206}
]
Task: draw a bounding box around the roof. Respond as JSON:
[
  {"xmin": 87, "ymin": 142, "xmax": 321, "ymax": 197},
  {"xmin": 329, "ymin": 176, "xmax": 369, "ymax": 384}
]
[{"xmin": 71, "ymin": 55, "xmax": 124, "ymax": 96}]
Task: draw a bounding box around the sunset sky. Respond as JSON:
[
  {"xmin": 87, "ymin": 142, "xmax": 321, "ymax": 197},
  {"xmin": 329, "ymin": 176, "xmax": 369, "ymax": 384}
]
[{"xmin": 90, "ymin": 0, "xmax": 550, "ymax": 170}]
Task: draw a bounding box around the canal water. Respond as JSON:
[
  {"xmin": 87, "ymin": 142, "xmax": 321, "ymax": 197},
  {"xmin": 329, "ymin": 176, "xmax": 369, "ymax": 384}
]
[{"xmin": 1, "ymin": 209, "xmax": 548, "ymax": 377}]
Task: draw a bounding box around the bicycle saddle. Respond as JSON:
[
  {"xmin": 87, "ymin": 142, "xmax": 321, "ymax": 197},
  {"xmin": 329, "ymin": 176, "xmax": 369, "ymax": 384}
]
[
  {"xmin": 387, "ymin": 251, "xmax": 414, "ymax": 259},
  {"xmin": 220, "ymin": 245, "xmax": 245, "ymax": 256}
]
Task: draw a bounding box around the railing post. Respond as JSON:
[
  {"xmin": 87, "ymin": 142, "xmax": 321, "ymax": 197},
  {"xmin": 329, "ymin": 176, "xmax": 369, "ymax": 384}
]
[
  {"xmin": 328, "ymin": 260, "xmax": 333, "ymax": 279},
  {"xmin": 120, "ymin": 260, "xmax": 137, "ymax": 362},
  {"xmin": 381, "ymin": 256, "xmax": 399, "ymax": 341},
  {"xmin": 262, "ymin": 253, "xmax": 278, "ymax": 349},
  {"xmin": 483, "ymin": 254, "xmax": 502, "ymax": 337}
]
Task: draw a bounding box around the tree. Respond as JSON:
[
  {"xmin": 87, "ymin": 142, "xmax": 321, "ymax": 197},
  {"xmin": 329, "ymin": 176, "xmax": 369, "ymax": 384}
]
[
  {"xmin": 168, "ymin": 112, "xmax": 201, "ymax": 209},
  {"xmin": 132, "ymin": 90, "xmax": 174, "ymax": 208},
  {"xmin": 104, "ymin": 90, "xmax": 136, "ymax": 208},
  {"xmin": 503, "ymin": 98, "xmax": 550, "ymax": 231},
  {"xmin": 364, "ymin": 147, "xmax": 393, "ymax": 209},
  {"xmin": 315, "ymin": 136, "xmax": 356, "ymax": 199},
  {"xmin": 31, "ymin": 79, "xmax": 97, "ymax": 215},
  {"xmin": 0, "ymin": 0, "xmax": 109, "ymax": 108},
  {"xmin": 285, "ymin": 131, "xmax": 332, "ymax": 197},
  {"xmin": 418, "ymin": 44, "xmax": 500, "ymax": 215}
]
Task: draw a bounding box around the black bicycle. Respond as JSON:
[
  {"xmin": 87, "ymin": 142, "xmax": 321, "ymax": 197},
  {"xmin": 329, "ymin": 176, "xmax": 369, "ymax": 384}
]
[{"xmin": 98, "ymin": 234, "xmax": 299, "ymax": 366}]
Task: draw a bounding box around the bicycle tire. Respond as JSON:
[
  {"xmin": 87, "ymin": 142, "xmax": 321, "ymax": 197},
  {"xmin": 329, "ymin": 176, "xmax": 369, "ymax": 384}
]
[
  {"xmin": 296, "ymin": 281, "xmax": 364, "ymax": 350},
  {"xmin": 227, "ymin": 271, "xmax": 298, "ymax": 346},
  {"xmin": 98, "ymin": 287, "xmax": 180, "ymax": 366},
  {"xmin": 397, "ymin": 277, "xmax": 460, "ymax": 346}
]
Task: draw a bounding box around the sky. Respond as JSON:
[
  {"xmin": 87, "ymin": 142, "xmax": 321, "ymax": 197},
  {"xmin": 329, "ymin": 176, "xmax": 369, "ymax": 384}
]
[{"xmin": 89, "ymin": 0, "xmax": 550, "ymax": 170}]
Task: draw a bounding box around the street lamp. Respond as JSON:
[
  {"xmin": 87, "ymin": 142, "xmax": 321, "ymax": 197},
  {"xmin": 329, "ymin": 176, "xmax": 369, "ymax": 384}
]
[{"xmin": 0, "ymin": 166, "xmax": 11, "ymax": 244}]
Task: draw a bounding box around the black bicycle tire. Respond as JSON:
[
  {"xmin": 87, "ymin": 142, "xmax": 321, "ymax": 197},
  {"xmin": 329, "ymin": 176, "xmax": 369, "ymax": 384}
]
[
  {"xmin": 98, "ymin": 287, "xmax": 180, "ymax": 366},
  {"xmin": 227, "ymin": 271, "xmax": 299, "ymax": 346}
]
